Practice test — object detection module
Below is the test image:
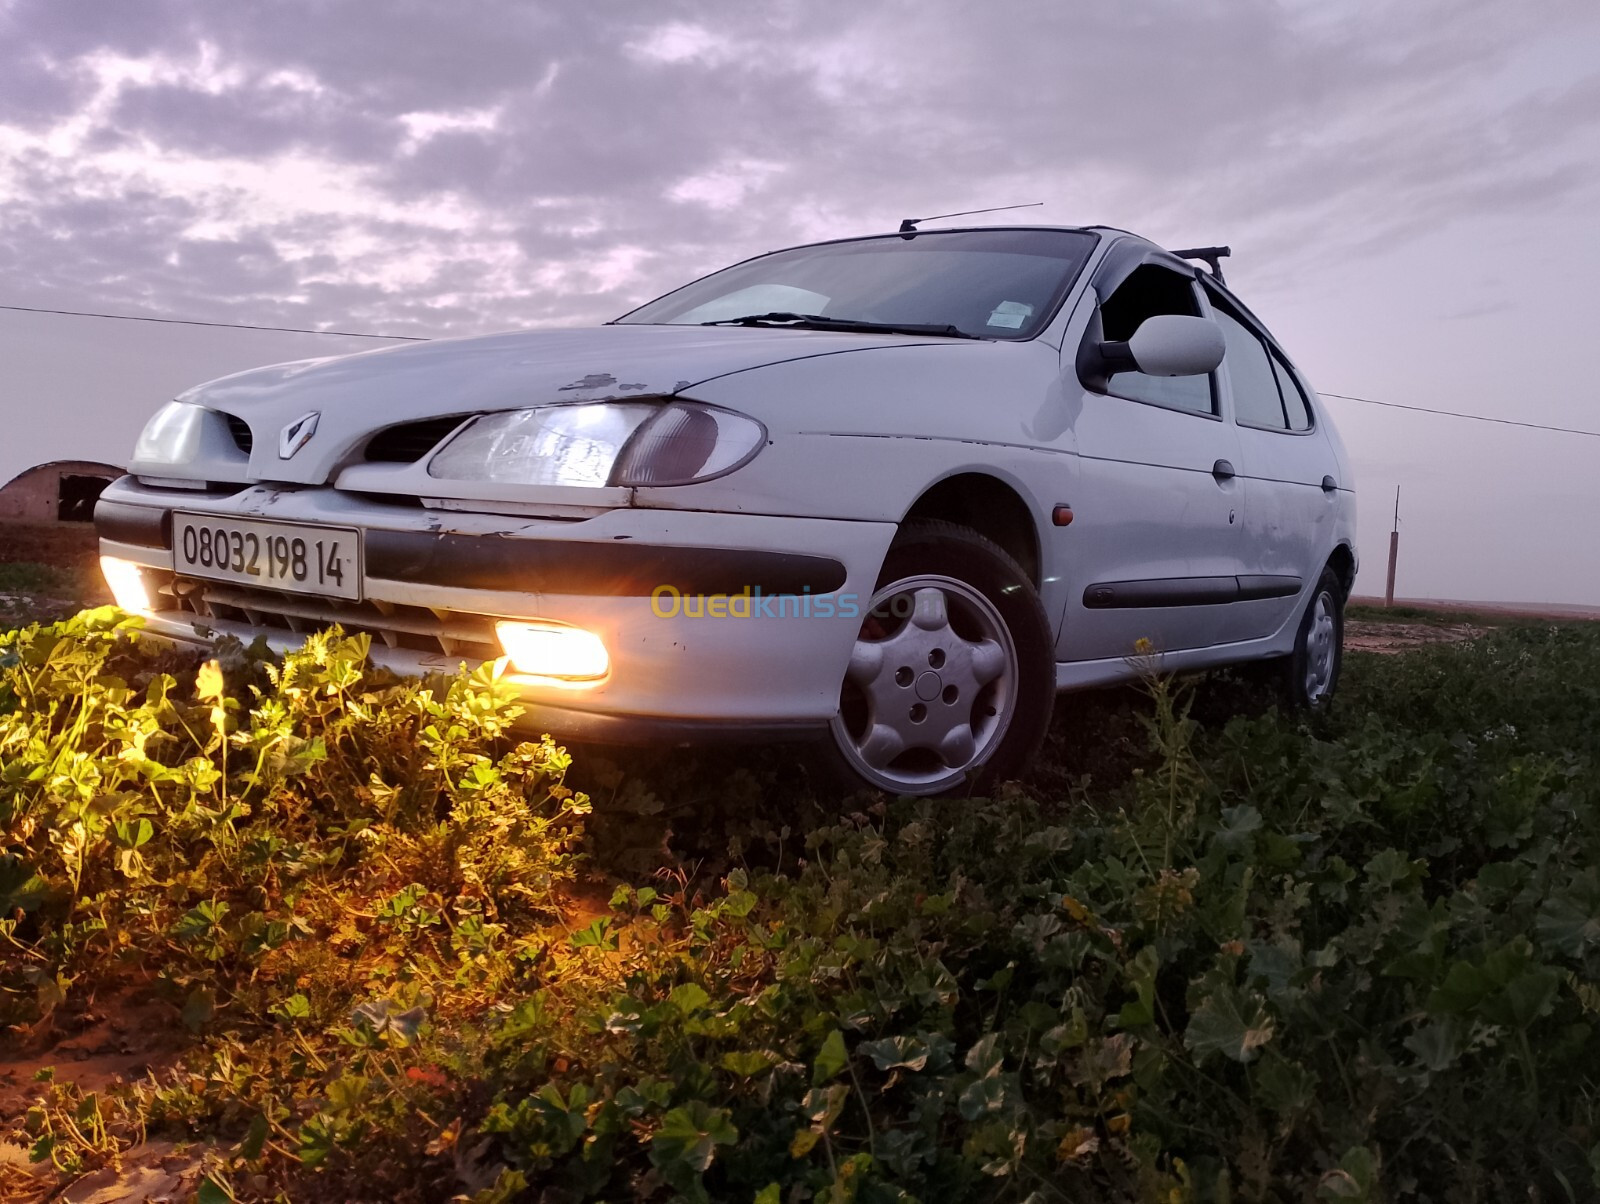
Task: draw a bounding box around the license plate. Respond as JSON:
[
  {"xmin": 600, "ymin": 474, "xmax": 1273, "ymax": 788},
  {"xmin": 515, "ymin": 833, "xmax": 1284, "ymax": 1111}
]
[{"xmin": 173, "ymin": 513, "xmax": 362, "ymax": 601}]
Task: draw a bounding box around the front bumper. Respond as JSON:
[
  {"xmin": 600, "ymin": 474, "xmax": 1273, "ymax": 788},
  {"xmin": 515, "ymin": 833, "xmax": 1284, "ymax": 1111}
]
[{"xmin": 96, "ymin": 479, "xmax": 898, "ymax": 742}]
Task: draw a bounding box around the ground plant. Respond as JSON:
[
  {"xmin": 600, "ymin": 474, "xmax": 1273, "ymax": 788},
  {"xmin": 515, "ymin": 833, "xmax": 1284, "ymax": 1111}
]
[{"xmin": 3, "ymin": 607, "xmax": 1599, "ymax": 1202}]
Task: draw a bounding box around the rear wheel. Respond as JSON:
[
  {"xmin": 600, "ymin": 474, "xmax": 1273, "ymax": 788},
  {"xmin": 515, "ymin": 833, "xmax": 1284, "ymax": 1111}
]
[
  {"xmin": 1283, "ymin": 565, "xmax": 1344, "ymax": 712},
  {"xmin": 822, "ymin": 520, "xmax": 1054, "ymax": 796}
]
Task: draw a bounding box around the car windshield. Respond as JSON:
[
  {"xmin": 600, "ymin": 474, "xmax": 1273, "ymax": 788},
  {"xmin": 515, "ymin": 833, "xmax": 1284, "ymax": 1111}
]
[{"xmin": 614, "ymin": 228, "xmax": 1098, "ymax": 340}]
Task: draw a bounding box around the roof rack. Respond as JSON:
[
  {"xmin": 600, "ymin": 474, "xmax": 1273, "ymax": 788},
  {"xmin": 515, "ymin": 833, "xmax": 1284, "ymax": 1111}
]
[{"xmin": 1171, "ymin": 245, "xmax": 1231, "ymax": 283}]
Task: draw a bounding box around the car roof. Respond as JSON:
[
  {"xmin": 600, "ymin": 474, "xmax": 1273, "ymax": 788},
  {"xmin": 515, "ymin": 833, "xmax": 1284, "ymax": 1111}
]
[{"xmin": 774, "ymin": 223, "xmax": 1199, "ymax": 278}]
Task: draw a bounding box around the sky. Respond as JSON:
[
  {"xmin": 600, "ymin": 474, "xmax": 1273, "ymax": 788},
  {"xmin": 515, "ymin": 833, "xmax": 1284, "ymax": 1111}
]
[{"xmin": 2, "ymin": 0, "xmax": 1598, "ymax": 605}]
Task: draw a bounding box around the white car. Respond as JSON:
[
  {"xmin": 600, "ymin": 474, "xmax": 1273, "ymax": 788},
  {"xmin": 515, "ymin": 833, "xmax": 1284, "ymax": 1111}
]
[{"xmin": 96, "ymin": 225, "xmax": 1355, "ymax": 795}]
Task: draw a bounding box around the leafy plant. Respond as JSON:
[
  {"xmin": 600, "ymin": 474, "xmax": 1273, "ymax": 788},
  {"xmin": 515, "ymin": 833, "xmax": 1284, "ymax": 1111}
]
[{"xmin": 6, "ymin": 611, "xmax": 1600, "ymax": 1202}]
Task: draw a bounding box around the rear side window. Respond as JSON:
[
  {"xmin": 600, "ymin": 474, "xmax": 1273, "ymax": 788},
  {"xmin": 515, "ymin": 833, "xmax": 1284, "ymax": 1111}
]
[
  {"xmin": 1271, "ymin": 355, "xmax": 1314, "ymax": 431},
  {"xmin": 1206, "ymin": 288, "xmax": 1314, "ymax": 433},
  {"xmin": 1211, "ymin": 304, "xmax": 1286, "ymax": 428},
  {"xmin": 1098, "ymin": 265, "xmax": 1214, "ymax": 415}
]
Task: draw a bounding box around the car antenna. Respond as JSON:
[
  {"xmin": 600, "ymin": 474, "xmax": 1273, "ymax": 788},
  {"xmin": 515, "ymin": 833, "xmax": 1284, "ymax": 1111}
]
[
  {"xmin": 898, "ymin": 202, "xmax": 1044, "ymax": 237},
  {"xmin": 1171, "ymin": 245, "xmax": 1231, "ymax": 284}
]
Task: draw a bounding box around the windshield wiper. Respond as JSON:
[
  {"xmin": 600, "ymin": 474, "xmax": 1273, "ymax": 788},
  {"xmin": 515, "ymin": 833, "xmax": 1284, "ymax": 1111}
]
[{"xmin": 701, "ymin": 312, "xmax": 978, "ymax": 339}]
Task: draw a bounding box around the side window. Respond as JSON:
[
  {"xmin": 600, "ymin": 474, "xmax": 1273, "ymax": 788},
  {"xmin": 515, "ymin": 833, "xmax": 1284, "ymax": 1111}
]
[
  {"xmin": 1270, "ymin": 354, "xmax": 1314, "ymax": 431},
  {"xmin": 1098, "ymin": 265, "xmax": 1213, "ymax": 415},
  {"xmin": 1202, "ymin": 290, "xmax": 1297, "ymax": 431},
  {"xmin": 1205, "ymin": 285, "xmax": 1316, "ymax": 432},
  {"xmin": 1211, "ymin": 305, "xmax": 1286, "ymax": 428}
]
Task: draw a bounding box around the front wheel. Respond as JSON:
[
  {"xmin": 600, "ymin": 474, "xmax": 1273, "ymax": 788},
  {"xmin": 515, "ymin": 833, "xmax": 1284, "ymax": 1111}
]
[{"xmin": 822, "ymin": 520, "xmax": 1054, "ymax": 796}]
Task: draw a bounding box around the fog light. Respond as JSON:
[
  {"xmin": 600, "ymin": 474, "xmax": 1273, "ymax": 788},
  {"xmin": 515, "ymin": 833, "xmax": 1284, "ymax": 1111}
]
[
  {"xmin": 495, "ymin": 621, "xmax": 609, "ymax": 681},
  {"xmin": 100, "ymin": 556, "xmax": 153, "ymax": 615}
]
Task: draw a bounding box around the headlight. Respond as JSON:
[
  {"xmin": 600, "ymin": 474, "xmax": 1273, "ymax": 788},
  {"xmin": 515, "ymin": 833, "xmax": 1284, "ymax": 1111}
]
[
  {"xmin": 612, "ymin": 403, "xmax": 765, "ymax": 486},
  {"xmin": 132, "ymin": 401, "xmax": 207, "ymax": 468},
  {"xmin": 427, "ymin": 401, "xmax": 765, "ymax": 488}
]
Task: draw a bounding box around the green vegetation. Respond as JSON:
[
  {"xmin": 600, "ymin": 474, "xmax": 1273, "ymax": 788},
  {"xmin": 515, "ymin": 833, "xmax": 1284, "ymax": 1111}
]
[
  {"xmin": 1346, "ymin": 603, "xmax": 1506, "ymax": 628},
  {"xmin": 0, "ymin": 558, "xmax": 107, "ymax": 629},
  {"xmin": 3, "ymin": 609, "xmax": 1600, "ymax": 1202},
  {"xmin": 0, "ymin": 562, "xmax": 65, "ymax": 594}
]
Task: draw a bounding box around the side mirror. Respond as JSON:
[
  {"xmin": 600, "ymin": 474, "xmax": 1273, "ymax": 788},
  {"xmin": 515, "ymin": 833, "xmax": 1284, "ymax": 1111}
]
[
  {"xmin": 1123, "ymin": 314, "xmax": 1225, "ymax": 377},
  {"xmin": 1078, "ymin": 313, "xmax": 1225, "ymax": 391}
]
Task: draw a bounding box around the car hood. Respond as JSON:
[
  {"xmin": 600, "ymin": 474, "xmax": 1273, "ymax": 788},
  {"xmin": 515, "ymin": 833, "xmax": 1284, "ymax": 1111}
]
[{"xmin": 182, "ymin": 323, "xmax": 950, "ymax": 485}]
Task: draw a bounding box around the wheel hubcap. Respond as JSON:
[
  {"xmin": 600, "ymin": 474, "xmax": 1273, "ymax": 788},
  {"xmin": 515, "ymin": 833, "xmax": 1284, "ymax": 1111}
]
[
  {"xmin": 1304, "ymin": 590, "xmax": 1337, "ymax": 702},
  {"xmin": 831, "ymin": 575, "xmax": 1018, "ymax": 793}
]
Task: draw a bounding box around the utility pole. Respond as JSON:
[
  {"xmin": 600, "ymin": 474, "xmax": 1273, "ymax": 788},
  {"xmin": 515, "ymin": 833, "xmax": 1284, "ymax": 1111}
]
[{"xmin": 1384, "ymin": 485, "xmax": 1400, "ymax": 607}]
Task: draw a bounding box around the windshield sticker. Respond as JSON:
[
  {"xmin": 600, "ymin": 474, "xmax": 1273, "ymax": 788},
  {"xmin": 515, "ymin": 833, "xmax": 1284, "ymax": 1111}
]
[{"xmin": 986, "ymin": 300, "xmax": 1033, "ymax": 329}]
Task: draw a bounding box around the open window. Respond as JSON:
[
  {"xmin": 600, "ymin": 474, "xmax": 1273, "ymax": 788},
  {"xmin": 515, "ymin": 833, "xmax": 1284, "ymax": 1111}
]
[{"xmin": 1086, "ymin": 264, "xmax": 1214, "ymax": 416}]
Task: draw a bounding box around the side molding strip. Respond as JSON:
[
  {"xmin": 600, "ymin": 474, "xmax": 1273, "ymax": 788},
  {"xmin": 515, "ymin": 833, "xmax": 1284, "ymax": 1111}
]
[{"xmin": 1083, "ymin": 574, "xmax": 1301, "ymax": 609}]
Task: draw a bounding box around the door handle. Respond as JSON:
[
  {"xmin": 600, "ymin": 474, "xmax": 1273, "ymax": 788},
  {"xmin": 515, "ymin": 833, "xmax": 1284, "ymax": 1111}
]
[
  {"xmin": 1212, "ymin": 459, "xmax": 1235, "ymax": 481},
  {"xmin": 1321, "ymin": 475, "xmax": 1338, "ymax": 493}
]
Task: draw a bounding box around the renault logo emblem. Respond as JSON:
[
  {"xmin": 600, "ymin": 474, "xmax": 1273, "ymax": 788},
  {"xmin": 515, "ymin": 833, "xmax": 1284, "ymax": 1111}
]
[{"xmin": 278, "ymin": 412, "xmax": 320, "ymax": 459}]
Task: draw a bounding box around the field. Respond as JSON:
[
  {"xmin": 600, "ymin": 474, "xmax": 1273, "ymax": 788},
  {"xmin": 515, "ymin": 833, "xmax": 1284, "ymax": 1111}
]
[
  {"xmin": 0, "ymin": 522, "xmax": 108, "ymax": 629},
  {"xmin": 3, "ymin": 535, "xmax": 1599, "ymax": 1202}
]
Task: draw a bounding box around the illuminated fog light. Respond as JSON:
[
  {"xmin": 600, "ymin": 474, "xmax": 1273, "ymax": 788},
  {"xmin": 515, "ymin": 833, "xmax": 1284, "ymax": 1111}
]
[
  {"xmin": 495, "ymin": 621, "xmax": 609, "ymax": 681},
  {"xmin": 100, "ymin": 556, "xmax": 153, "ymax": 615}
]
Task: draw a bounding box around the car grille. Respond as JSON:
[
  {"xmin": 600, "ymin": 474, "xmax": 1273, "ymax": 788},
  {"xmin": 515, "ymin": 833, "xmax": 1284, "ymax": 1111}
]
[
  {"xmin": 224, "ymin": 414, "xmax": 253, "ymax": 455},
  {"xmin": 364, "ymin": 416, "xmax": 469, "ymax": 463},
  {"xmin": 142, "ymin": 568, "xmax": 501, "ymax": 661}
]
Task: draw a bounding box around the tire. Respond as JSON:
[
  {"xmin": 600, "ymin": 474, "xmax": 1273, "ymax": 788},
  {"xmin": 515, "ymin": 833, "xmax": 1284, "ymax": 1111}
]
[
  {"xmin": 819, "ymin": 519, "xmax": 1055, "ymax": 796},
  {"xmin": 1283, "ymin": 565, "xmax": 1344, "ymax": 712}
]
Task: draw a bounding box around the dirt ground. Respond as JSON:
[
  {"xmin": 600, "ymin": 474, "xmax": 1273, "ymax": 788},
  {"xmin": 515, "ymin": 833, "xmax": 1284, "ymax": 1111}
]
[
  {"xmin": 0, "ymin": 986, "xmax": 204, "ymax": 1204},
  {"xmin": 1350, "ymin": 593, "xmax": 1600, "ymax": 623},
  {"xmin": 0, "ymin": 520, "xmax": 110, "ymax": 626},
  {"xmin": 0, "ymin": 519, "xmax": 103, "ymax": 567},
  {"xmin": 1, "ymin": 1140, "xmax": 208, "ymax": 1204},
  {"xmin": 1344, "ymin": 593, "xmax": 1597, "ymax": 654},
  {"xmin": 1343, "ymin": 618, "xmax": 1489, "ymax": 654}
]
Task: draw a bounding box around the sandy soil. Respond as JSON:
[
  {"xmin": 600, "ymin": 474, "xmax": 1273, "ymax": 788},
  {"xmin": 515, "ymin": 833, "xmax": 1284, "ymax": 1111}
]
[
  {"xmin": 1, "ymin": 1139, "xmax": 207, "ymax": 1204},
  {"xmin": 1343, "ymin": 619, "xmax": 1489, "ymax": 655},
  {"xmin": 0, "ymin": 985, "xmax": 202, "ymax": 1199}
]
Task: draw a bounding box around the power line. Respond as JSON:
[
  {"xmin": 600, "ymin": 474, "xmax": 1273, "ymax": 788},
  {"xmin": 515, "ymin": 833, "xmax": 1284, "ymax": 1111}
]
[
  {"xmin": 4, "ymin": 299, "xmax": 1599, "ymax": 439},
  {"xmin": 1320, "ymin": 392, "xmax": 1600, "ymax": 440},
  {"xmin": 0, "ymin": 302, "xmax": 427, "ymax": 342}
]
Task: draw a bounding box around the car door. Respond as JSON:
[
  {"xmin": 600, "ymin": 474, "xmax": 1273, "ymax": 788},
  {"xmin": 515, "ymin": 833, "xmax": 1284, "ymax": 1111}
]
[
  {"xmin": 1055, "ymin": 261, "xmax": 1247, "ymax": 662},
  {"xmin": 1202, "ymin": 283, "xmax": 1337, "ymax": 642}
]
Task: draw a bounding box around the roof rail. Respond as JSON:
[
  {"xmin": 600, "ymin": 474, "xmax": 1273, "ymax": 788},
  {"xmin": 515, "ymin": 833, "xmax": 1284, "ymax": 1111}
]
[{"xmin": 1171, "ymin": 245, "xmax": 1231, "ymax": 283}]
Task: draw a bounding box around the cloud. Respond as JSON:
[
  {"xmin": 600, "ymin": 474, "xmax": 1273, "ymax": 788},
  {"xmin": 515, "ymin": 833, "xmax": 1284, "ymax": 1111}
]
[{"xmin": 0, "ymin": 0, "xmax": 1595, "ymax": 337}]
